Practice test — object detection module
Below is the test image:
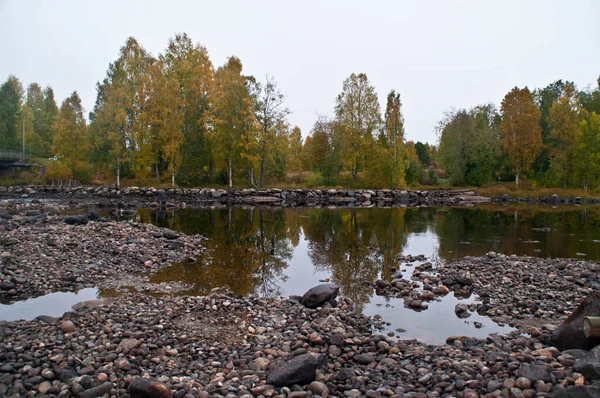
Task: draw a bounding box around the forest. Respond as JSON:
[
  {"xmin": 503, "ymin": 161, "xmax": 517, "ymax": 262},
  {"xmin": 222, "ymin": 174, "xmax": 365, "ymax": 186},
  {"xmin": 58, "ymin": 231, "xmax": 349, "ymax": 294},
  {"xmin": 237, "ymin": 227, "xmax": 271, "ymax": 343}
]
[{"xmin": 1, "ymin": 33, "xmax": 599, "ymax": 191}]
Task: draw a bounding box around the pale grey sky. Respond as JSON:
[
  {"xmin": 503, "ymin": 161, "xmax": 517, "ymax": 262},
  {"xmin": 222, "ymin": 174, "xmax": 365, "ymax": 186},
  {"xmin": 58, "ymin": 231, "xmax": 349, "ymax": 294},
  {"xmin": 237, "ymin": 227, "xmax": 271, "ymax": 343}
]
[{"xmin": 1, "ymin": 0, "xmax": 598, "ymax": 144}]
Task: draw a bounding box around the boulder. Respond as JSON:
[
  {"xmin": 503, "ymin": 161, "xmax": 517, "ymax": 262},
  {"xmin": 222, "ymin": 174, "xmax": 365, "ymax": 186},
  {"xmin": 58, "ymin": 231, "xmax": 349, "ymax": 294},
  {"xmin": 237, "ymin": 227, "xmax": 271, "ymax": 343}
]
[
  {"xmin": 301, "ymin": 284, "xmax": 339, "ymax": 309},
  {"xmin": 552, "ymin": 293, "xmax": 600, "ymax": 350},
  {"xmin": 128, "ymin": 377, "xmax": 172, "ymax": 398},
  {"xmin": 267, "ymin": 353, "xmax": 321, "ymax": 387},
  {"xmin": 87, "ymin": 207, "xmax": 101, "ymax": 221},
  {"xmin": 79, "ymin": 382, "xmax": 115, "ymax": 398},
  {"xmin": 64, "ymin": 215, "xmax": 88, "ymax": 225},
  {"xmin": 549, "ymin": 385, "xmax": 600, "ymax": 398},
  {"xmin": 0, "ymin": 212, "xmax": 12, "ymax": 220},
  {"xmin": 574, "ymin": 356, "xmax": 600, "ymax": 381},
  {"xmin": 517, "ymin": 363, "xmax": 552, "ymax": 383}
]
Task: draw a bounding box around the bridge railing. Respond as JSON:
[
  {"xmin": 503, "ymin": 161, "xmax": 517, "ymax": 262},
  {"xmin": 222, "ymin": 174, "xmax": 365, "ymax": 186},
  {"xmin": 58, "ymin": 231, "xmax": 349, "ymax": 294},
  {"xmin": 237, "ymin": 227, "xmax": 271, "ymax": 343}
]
[{"xmin": 0, "ymin": 150, "xmax": 33, "ymax": 162}]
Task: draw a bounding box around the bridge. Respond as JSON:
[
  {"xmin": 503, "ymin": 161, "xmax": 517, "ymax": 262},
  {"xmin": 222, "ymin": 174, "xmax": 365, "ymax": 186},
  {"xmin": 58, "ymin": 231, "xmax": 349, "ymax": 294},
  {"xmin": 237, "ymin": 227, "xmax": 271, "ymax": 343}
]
[{"xmin": 0, "ymin": 150, "xmax": 35, "ymax": 169}]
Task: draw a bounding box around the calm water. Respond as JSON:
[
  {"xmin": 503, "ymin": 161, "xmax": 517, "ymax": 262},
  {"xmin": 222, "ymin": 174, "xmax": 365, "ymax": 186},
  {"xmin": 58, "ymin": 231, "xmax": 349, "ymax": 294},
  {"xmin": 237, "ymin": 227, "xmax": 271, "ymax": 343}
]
[
  {"xmin": 139, "ymin": 204, "xmax": 600, "ymax": 343},
  {"xmin": 5, "ymin": 204, "xmax": 600, "ymax": 343}
]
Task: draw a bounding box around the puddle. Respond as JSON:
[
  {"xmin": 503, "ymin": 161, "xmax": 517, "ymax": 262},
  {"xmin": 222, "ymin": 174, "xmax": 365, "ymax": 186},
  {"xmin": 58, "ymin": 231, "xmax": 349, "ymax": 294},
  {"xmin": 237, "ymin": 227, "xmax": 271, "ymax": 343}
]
[{"xmin": 0, "ymin": 288, "xmax": 99, "ymax": 322}]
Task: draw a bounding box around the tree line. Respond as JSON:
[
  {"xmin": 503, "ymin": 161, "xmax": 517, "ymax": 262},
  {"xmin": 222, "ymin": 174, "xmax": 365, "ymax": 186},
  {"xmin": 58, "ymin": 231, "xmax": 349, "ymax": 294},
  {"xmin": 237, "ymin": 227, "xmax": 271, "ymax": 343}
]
[
  {"xmin": 437, "ymin": 79, "xmax": 600, "ymax": 191},
  {"xmin": 1, "ymin": 32, "xmax": 598, "ymax": 190},
  {"xmin": 0, "ymin": 33, "xmax": 430, "ymax": 188}
]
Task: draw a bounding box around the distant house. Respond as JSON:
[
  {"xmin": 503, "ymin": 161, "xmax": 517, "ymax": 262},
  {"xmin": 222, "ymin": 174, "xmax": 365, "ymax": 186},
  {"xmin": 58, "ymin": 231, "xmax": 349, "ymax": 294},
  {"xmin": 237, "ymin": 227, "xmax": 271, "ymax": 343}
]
[{"xmin": 428, "ymin": 161, "xmax": 438, "ymax": 170}]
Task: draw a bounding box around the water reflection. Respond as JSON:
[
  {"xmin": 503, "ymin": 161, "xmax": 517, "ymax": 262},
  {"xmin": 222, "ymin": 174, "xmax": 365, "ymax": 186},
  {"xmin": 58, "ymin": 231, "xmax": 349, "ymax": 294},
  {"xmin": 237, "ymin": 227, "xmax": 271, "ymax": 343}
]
[{"xmin": 145, "ymin": 204, "xmax": 600, "ymax": 305}]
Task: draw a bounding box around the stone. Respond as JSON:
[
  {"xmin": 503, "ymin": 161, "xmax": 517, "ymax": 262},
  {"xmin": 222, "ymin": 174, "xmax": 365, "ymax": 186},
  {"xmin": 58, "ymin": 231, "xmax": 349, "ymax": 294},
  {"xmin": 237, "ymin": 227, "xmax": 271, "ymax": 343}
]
[
  {"xmin": 574, "ymin": 356, "xmax": 600, "ymax": 381},
  {"xmin": 455, "ymin": 274, "xmax": 473, "ymax": 286},
  {"xmin": 163, "ymin": 231, "xmax": 179, "ymax": 240},
  {"xmin": 517, "ymin": 363, "xmax": 552, "ymax": 383},
  {"xmin": 301, "ymin": 284, "xmax": 339, "ymax": 309},
  {"xmin": 307, "ymin": 381, "xmax": 328, "ymax": 396},
  {"xmin": 87, "ymin": 207, "xmax": 101, "ymax": 221},
  {"xmin": 118, "ymin": 338, "xmax": 141, "ymax": 354},
  {"xmin": 266, "ymin": 353, "xmax": 320, "ymax": 387},
  {"xmin": 254, "ymin": 357, "xmax": 270, "ymax": 372},
  {"xmin": 38, "ymin": 381, "xmax": 52, "ymax": 394},
  {"xmin": 79, "ymin": 382, "xmax": 115, "ymax": 398},
  {"xmin": 0, "ymin": 212, "xmax": 12, "ymax": 219},
  {"xmin": 354, "ymin": 353, "xmax": 376, "ymax": 365},
  {"xmin": 0, "ymin": 280, "xmax": 15, "ymax": 290},
  {"xmin": 128, "ymin": 377, "xmax": 172, "ymax": 398},
  {"xmin": 60, "ymin": 320, "xmax": 76, "ymax": 333},
  {"xmin": 552, "ymin": 292, "xmax": 600, "ymax": 350},
  {"xmin": 55, "ymin": 367, "xmax": 78, "ymax": 382},
  {"xmin": 549, "ymin": 385, "xmax": 600, "ymax": 398},
  {"xmin": 64, "ymin": 215, "xmax": 89, "ymax": 225},
  {"xmin": 515, "ymin": 377, "xmax": 532, "ymax": 390}
]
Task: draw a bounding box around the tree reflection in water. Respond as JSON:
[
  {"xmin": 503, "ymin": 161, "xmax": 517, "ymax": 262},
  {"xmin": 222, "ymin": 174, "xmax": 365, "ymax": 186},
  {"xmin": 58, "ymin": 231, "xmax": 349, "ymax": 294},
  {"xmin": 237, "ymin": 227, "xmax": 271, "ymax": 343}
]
[{"xmin": 142, "ymin": 205, "xmax": 600, "ymax": 308}]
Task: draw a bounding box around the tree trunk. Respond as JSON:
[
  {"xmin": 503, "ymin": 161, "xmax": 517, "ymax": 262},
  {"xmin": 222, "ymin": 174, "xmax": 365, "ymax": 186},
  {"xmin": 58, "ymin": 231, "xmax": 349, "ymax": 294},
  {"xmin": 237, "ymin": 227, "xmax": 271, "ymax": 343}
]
[
  {"xmin": 228, "ymin": 156, "xmax": 233, "ymax": 188},
  {"xmin": 259, "ymin": 157, "xmax": 265, "ymax": 188},
  {"xmin": 171, "ymin": 163, "xmax": 175, "ymax": 187},
  {"xmin": 515, "ymin": 167, "xmax": 519, "ymax": 187},
  {"xmin": 117, "ymin": 162, "xmax": 121, "ymax": 189},
  {"xmin": 155, "ymin": 162, "xmax": 160, "ymax": 183}
]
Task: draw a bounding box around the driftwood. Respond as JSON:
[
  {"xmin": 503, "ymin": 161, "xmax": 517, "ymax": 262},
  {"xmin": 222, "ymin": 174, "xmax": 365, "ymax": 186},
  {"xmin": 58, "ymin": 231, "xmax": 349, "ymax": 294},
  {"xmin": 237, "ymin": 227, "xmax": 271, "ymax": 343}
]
[{"xmin": 583, "ymin": 316, "xmax": 600, "ymax": 338}]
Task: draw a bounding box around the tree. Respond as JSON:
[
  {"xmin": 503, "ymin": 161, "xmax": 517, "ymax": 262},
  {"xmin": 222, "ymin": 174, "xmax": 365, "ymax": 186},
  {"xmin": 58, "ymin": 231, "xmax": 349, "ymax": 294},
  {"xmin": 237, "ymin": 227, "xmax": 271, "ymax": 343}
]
[
  {"xmin": 25, "ymin": 83, "xmax": 58, "ymax": 156},
  {"xmin": 573, "ymin": 112, "xmax": 600, "ymax": 193},
  {"xmin": 160, "ymin": 33, "xmax": 215, "ymax": 185},
  {"xmin": 334, "ymin": 73, "xmax": 381, "ymax": 181},
  {"xmin": 138, "ymin": 60, "xmax": 185, "ymax": 185},
  {"xmin": 500, "ymin": 87, "xmax": 543, "ymax": 186},
  {"xmin": 533, "ymin": 80, "xmax": 574, "ymax": 177},
  {"xmin": 52, "ymin": 91, "xmax": 88, "ymax": 176},
  {"xmin": 414, "ymin": 141, "xmax": 431, "ymax": 166},
  {"xmin": 0, "ymin": 75, "xmax": 24, "ymax": 151},
  {"xmin": 547, "ymin": 83, "xmax": 584, "ymax": 188},
  {"xmin": 438, "ymin": 105, "xmax": 502, "ymax": 186},
  {"xmin": 384, "ymin": 90, "xmax": 405, "ymax": 187},
  {"xmin": 89, "ymin": 37, "xmax": 154, "ymax": 187},
  {"xmin": 287, "ymin": 126, "xmax": 303, "ymax": 173},
  {"xmin": 212, "ymin": 56, "xmax": 257, "ymax": 187},
  {"xmin": 579, "ymin": 76, "xmax": 600, "ymax": 115},
  {"xmin": 254, "ymin": 76, "xmax": 290, "ymax": 186}
]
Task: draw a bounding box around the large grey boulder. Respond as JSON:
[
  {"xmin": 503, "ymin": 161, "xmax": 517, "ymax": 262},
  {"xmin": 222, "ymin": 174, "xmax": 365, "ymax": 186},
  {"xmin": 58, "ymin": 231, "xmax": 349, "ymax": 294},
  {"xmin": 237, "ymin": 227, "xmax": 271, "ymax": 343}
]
[
  {"xmin": 301, "ymin": 283, "xmax": 339, "ymax": 308},
  {"xmin": 552, "ymin": 293, "xmax": 600, "ymax": 350},
  {"xmin": 266, "ymin": 353, "xmax": 320, "ymax": 387}
]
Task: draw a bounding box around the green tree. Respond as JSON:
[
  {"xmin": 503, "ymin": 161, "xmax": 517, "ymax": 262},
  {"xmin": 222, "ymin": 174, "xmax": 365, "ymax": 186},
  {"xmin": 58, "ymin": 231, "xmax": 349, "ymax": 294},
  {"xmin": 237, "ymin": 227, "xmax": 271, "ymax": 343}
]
[
  {"xmin": 438, "ymin": 105, "xmax": 502, "ymax": 186},
  {"xmin": 287, "ymin": 126, "xmax": 303, "ymax": 173},
  {"xmin": 574, "ymin": 112, "xmax": 600, "ymax": 193},
  {"xmin": 533, "ymin": 80, "xmax": 573, "ymax": 177},
  {"xmin": 579, "ymin": 76, "xmax": 600, "ymax": 115},
  {"xmin": 334, "ymin": 73, "xmax": 381, "ymax": 181},
  {"xmin": 547, "ymin": 83, "xmax": 584, "ymax": 188},
  {"xmin": 0, "ymin": 75, "xmax": 24, "ymax": 151},
  {"xmin": 383, "ymin": 90, "xmax": 405, "ymax": 187},
  {"xmin": 25, "ymin": 83, "xmax": 58, "ymax": 156},
  {"xmin": 52, "ymin": 91, "xmax": 88, "ymax": 176},
  {"xmin": 414, "ymin": 141, "xmax": 431, "ymax": 166},
  {"xmin": 500, "ymin": 87, "xmax": 543, "ymax": 186}
]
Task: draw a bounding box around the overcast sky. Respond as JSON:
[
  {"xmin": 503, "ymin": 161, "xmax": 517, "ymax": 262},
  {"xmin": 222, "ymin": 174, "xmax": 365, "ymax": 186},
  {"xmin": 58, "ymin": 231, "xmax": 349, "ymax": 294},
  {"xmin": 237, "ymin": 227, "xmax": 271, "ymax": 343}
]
[{"xmin": 1, "ymin": 0, "xmax": 599, "ymax": 144}]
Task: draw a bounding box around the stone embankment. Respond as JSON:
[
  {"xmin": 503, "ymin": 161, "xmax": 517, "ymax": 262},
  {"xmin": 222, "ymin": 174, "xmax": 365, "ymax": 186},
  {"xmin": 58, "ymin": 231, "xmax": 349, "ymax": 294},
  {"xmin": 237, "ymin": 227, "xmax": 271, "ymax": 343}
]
[{"xmin": 0, "ymin": 185, "xmax": 490, "ymax": 207}]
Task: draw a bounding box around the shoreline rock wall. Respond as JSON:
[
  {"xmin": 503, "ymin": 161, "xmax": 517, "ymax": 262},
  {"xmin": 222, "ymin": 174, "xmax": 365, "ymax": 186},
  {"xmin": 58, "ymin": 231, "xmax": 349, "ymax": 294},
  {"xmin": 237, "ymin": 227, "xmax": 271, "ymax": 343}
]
[{"xmin": 0, "ymin": 185, "xmax": 490, "ymax": 207}]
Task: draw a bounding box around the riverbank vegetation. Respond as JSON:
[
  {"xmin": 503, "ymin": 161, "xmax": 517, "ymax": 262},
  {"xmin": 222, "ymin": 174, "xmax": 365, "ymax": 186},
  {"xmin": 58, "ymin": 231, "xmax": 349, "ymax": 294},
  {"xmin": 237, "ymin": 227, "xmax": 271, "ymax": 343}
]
[{"xmin": 1, "ymin": 33, "xmax": 599, "ymax": 191}]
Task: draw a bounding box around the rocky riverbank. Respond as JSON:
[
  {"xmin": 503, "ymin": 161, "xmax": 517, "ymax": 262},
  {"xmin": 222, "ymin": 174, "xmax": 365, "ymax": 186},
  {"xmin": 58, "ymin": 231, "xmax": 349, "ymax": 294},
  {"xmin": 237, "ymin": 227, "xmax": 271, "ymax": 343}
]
[
  {"xmin": 0, "ymin": 185, "xmax": 490, "ymax": 208},
  {"xmin": 2, "ymin": 291, "xmax": 600, "ymax": 398},
  {"xmin": 0, "ymin": 203, "xmax": 206, "ymax": 304}
]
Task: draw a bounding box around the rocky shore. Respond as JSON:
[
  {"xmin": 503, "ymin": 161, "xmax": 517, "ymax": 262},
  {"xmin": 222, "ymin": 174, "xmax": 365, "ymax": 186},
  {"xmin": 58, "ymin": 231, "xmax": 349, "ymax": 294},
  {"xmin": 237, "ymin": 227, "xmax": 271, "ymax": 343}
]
[
  {"xmin": 2, "ymin": 202, "xmax": 600, "ymax": 397},
  {"xmin": 0, "ymin": 203, "xmax": 206, "ymax": 304},
  {"xmin": 0, "ymin": 185, "xmax": 490, "ymax": 208}
]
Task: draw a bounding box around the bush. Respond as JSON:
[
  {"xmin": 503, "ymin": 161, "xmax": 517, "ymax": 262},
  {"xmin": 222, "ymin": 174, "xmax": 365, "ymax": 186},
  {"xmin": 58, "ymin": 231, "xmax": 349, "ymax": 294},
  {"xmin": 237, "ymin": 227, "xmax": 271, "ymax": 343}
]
[{"xmin": 46, "ymin": 160, "xmax": 72, "ymax": 181}]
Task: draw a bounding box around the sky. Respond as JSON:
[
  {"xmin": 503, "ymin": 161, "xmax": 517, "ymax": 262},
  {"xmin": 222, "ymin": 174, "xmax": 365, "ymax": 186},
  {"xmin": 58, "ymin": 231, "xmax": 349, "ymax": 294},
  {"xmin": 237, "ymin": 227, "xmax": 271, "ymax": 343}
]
[{"xmin": 1, "ymin": 0, "xmax": 599, "ymax": 144}]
